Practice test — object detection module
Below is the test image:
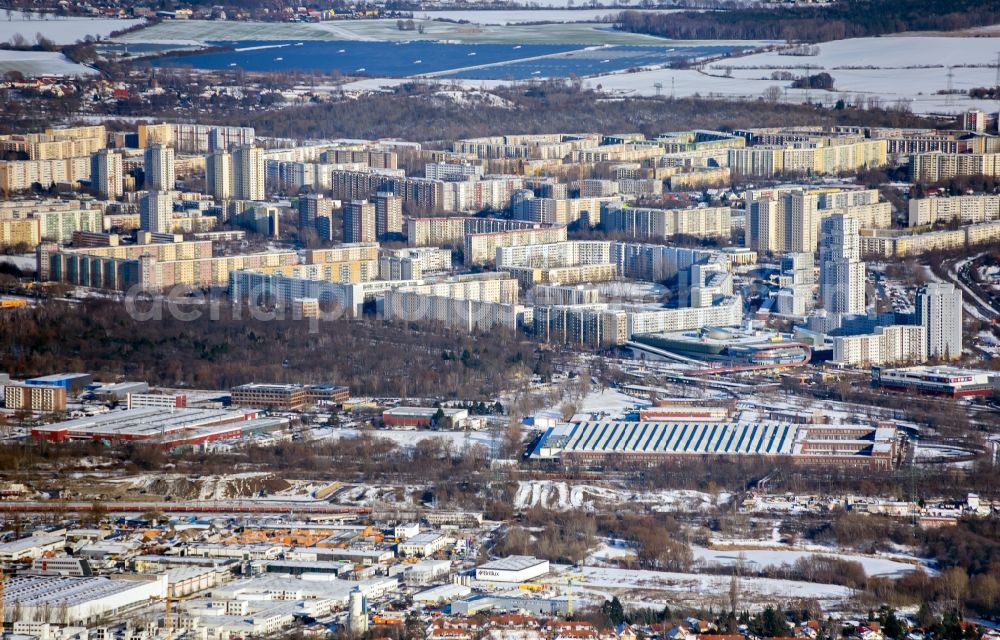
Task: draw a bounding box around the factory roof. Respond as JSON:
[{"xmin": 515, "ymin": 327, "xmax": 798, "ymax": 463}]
[
  {"xmin": 477, "ymin": 556, "xmax": 547, "ymax": 572},
  {"xmin": 539, "ymin": 421, "xmax": 800, "ymax": 457},
  {"xmin": 0, "ymin": 535, "xmax": 64, "ymax": 553},
  {"xmin": 32, "ymin": 408, "xmax": 256, "ymax": 439},
  {"xmin": 5, "ymin": 575, "xmax": 160, "ymax": 608}
]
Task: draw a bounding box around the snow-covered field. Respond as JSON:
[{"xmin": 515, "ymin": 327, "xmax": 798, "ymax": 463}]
[
  {"xmin": 698, "ymin": 36, "xmax": 1000, "ymax": 114},
  {"xmin": 315, "ymin": 426, "xmax": 496, "ymax": 450},
  {"xmin": 0, "ymin": 11, "xmax": 140, "ymax": 44},
  {"xmin": 0, "ymin": 254, "xmax": 37, "ymax": 271},
  {"xmin": 0, "ymin": 50, "xmax": 96, "ymax": 76},
  {"xmin": 545, "ymin": 565, "xmax": 853, "ymax": 608},
  {"xmin": 693, "ymin": 546, "xmax": 924, "ymax": 578},
  {"xmin": 513, "ymin": 480, "xmax": 730, "ymax": 512},
  {"xmin": 534, "ymin": 387, "xmax": 650, "ymax": 422},
  {"xmin": 341, "ymin": 34, "xmax": 1000, "ymax": 114},
  {"xmin": 417, "ymin": 8, "xmax": 678, "ymax": 25}
]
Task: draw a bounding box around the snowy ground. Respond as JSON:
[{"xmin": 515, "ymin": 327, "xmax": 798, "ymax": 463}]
[
  {"xmin": 0, "ymin": 11, "xmax": 140, "ymax": 45},
  {"xmin": 513, "ymin": 479, "xmax": 730, "ymax": 512},
  {"xmin": 913, "ymin": 443, "xmax": 977, "ymax": 462},
  {"xmin": 313, "ymin": 426, "xmax": 496, "ymax": 450},
  {"xmin": 532, "ymin": 387, "xmax": 650, "ymax": 423},
  {"xmin": 543, "ymin": 564, "xmax": 853, "ymax": 609},
  {"xmin": 693, "ymin": 545, "xmax": 924, "ymax": 578},
  {"xmin": 0, "ymin": 254, "xmax": 36, "ymax": 271},
  {"xmin": 0, "ymin": 50, "xmax": 96, "ymax": 76},
  {"xmin": 697, "ymin": 35, "xmax": 1000, "ymax": 114},
  {"xmin": 417, "ymin": 8, "xmax": 679, "ymax": 25},
  {"xmin": 341, "ymin": 34, "xmax": 1000, "ymax": 114}
]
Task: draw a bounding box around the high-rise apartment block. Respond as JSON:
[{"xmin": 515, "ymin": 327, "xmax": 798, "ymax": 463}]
[
  {"xmin": 299, "ymin": 193, "xmax": 334, "ymax": 234},
  {"xmin": 819, "ymin": 214, "xmax": 865, "ymax": 315},
  {"xmin": 373, "ymin": 192, "xmax": 403, "ymax": 239},
  {"xmin": 140, "ymin": 191, "xmax": 173, "ymax": 234},
  {"xmin": 233, "ymin": 146, "xmax": 264, "ymax": 201},
  {"xmin": 747, "ymin": 191, "xmax": 819, "ymax": 254},
  {"xmin": 344, "ymin": 200, "xmax": 376, "ymax": 244},
  {"xmin": 143, "ymin": 144, "xmax": 174, "ymax": 192},
  {"xmin": 206, "ymin": 151, "xmax": 233, "ymax": 201},
  {"xmin": 916, "ymin": 282, "xmax": 963, "ymax": 360},
  {"xmin": 90, "ymin": 149, "xmax": 123, "ymax": 200}
]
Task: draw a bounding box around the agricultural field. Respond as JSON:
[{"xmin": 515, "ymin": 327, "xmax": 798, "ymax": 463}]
[
  {"xmin": 0, "ymin": 10, "xmax": 140, "ymax": 44},
  {"xmin": 121, "ymin": 18, "xmax": 678, "ymax": 45},
  {"xmin": 0, "ymin": 50, "xmax": 97, "ymax": 76}
]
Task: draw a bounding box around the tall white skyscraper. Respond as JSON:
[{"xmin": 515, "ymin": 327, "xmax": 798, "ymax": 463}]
[
  {"xmin": 206, "ymin": 151, "xmax": 233, "ymax": 201},
  {"xmin": 916, "ymin": 282, "xmax": 963, "ymax": 360},
  {"xmin": 143, "ymin": 144, "xmax": 175, "ymax": 192},
  {"xmin": 90, "ymin": 149, "xmax": 123, "ymax": 200},
  {"xmin": 819, "ymin": 213, "xmax": 866, "ymax": 315},
  {"xmin": 140, "ymin": 191, "xmax": 173, "ymax": 234},
  {"xmin": 233, "ymin": 146, "xmax": 264, "ymax": 201}
]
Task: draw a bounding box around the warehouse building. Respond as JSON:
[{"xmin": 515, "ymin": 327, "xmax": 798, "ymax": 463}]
[
  {"xmin": 475, "ymin": 556, "xmax": 550, "ymax": 583},
  {"xmin": 230, "ymin": 383, "xmax": 349, "ymax": 409},
  {"xmin": 0, "ymin": 535, "xmax": 66, "ymax": 562},
  {"xmin": 530, "ymin": 421, "xmax": 898, "ymax": 469},
  {"xmin": 873, "ymin": 366, "xmax": 996, "ymax": 397},
  {"xmin": 382, "ymin": 407, "xmax": 469, "ymax": 429},
  {"xmin": 25, "ymin": 373, "xmax": 93, "ymax": 394},
  {"xmin": 29, "ymin": 408, "xmax": 278, "ymax": 446},
  {"xmin": 397, "ymin": 532, "xmax": 449, "ymax": 558},
  {"xmin": 4, "ymin": 574, "xmax": 167, "ymax": 625}
]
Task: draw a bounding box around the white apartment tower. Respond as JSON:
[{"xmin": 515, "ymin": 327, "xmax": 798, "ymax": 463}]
[
  {"xmin": 90, "ymin": 149, "xmax": 123, "ymax": 200},
  {"xmin": 916, "ymin": 282, "xmax": 963, "ymax": 360},
  {"xmin": 206, "ymin": 150, "xmax": 233, "ymax": 201},
  {"xmin": 140, "ymin": 191, "xmax": 173, "ymax": 234},
  {"xmin": 233, "ymin": 145, "xmax": 265, "ymax": 201},
  {"xmin": 143, "ymin": 144, "xmax": 175, "ymax": 192},
  {"xmin": 819, "ymin": 213, "xmax": 866, "ymax": 315}
]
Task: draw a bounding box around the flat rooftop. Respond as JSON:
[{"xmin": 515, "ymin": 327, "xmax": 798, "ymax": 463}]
[
  {"xmin": 478, "ymin": 556, "xmax": 547, "ymax": 572},
  {"xmin": 32, "ymin": 408, "xmax": 256, "ymax": 439}
]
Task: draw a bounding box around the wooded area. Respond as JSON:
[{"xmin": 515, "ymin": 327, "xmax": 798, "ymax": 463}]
[
  {"xmin": 617, "ymin": 0, "xmax": 1000, "ymax": 43},
  {"xmin": 229, "ymin": 84, "xmax": 937, "ymax": 143},
  {"xmin": 0, "ymin": 299, "xmax": 549, "ymax": 399}
]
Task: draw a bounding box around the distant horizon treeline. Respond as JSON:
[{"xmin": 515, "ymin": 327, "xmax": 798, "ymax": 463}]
[{"xmin": 616, "ymin": 0, "xmax": 1000, "ymax": 43}]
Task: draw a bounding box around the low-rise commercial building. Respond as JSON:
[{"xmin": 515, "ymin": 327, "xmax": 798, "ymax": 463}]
[{"xmin": 475, "ymin": 556, "xmax": 549, "ymax": 583}]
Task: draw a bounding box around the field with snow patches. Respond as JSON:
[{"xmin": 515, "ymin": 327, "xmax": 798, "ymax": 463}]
[
  {"xmin": 416, "ymin": 8, "xmax": 679, "ymax": 25},
  {"xmin": 0, "ymin": 11, "xmax": 140, "ymax": 44},
  {"xmin": 513, "ymin": 480, "xmax": 730, "ymax": 512},
  {"xmin": 123, "ymin": 18, "xmax": 670, "ymax": 46},
  {"xmin": 544, "ymin": 565, "xmax": 853, "ymax": 608},
  {"xmin": 340, "ymin": 34, "xmax": 1000, "ymax": 114},
  {"xmin": 693, "ymin": 546, "xmax": 925, "ymax": 578},
  {"xmin": 314, "ymin": 426, "xmax": 496, "ymax": 450},
  {"xmin": 533, "ymin": 387, "xmax": 650, "ymax": 423}
]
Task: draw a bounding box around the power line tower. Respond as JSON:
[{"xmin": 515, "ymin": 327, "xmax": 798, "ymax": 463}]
[{"xmin": 946, "ymin": 66, "xmax": 955, "ymax": 108}]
